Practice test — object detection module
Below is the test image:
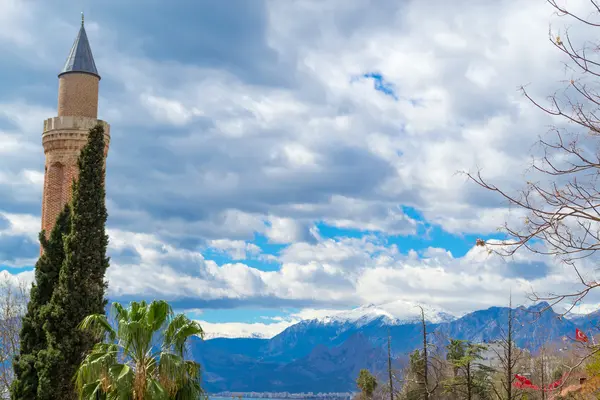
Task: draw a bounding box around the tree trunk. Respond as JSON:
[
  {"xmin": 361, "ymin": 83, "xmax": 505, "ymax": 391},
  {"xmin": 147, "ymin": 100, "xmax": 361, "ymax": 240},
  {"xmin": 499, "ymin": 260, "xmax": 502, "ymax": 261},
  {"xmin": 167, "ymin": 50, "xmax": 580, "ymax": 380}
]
[
  {"xmin": 466, "ymin": 363, "xmax": 472, "ymax": 400},
  {"xmin": 387, "ymin": 329, "xmax": 394, "ymax": 400},
  {"xmin": 507, "ymin": 302, "xmax": 512, "ymax": 400},
  {"xmin": 421, "ymin": 308, "xmax": 428, "ymax": 400}
]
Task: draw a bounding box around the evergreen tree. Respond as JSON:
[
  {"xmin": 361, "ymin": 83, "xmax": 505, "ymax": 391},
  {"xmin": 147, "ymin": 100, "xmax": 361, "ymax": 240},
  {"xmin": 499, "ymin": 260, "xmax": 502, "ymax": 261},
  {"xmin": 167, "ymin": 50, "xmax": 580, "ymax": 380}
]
[
  {"xmin": 10, "ymin": 205, "xmax": 71, "ymax": 400},
  {"xmin": 36, "ymin": 124, "xmax": 110, "ymax": 400},
  {"xmin": 403, "ymin": 307, "xmax": 442, "ymax": 400},
  {"xmin": 443, "ymin": 340, "xmax": 494, "ymax": 400},
  {"xmin": 357, "ymin": 369, "xmax": 378, "ymax": 400},
  {"xmin": 405, "ymin": 349, "xmax": 427, "ymax": 400}
]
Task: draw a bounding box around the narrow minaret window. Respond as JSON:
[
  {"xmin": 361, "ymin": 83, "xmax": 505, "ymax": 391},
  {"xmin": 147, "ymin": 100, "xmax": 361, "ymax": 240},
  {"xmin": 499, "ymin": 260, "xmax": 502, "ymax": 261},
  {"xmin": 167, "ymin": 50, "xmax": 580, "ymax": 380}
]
[{"xmin": 40, "ymin": 15, "xmax": 111, "ymax": 239}]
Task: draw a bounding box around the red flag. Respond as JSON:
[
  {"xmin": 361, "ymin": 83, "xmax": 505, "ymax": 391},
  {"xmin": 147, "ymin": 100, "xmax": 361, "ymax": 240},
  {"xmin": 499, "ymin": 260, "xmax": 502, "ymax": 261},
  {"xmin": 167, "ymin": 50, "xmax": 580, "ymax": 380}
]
[
  {"xmin": 514, "ymin": 375, "xmax": 536, "ymax": 390},
  {"xmin": 514, "ymin": 373, "xmax": 565, "ymax": 391},
  {"xmin": 545, "ymin": 374, "xmax": 565, "ymax": 391},
  {"xmin": 515, "ymin": 374, "xmax": 533, "ymax": 386},
  {"xmin": 576, "ymin": 328, "xmax": 589, "ymax": 343},
  {"xmin": 515, "ymin": 374, "xmax": 530, "ymax": 383},
  {"xmin": 547, "ymin": 380, "xmax": 560, "ymax": 390},
  {"xmin": 513, "ymin": 381, "xmax": 523, "ymax": 389}
]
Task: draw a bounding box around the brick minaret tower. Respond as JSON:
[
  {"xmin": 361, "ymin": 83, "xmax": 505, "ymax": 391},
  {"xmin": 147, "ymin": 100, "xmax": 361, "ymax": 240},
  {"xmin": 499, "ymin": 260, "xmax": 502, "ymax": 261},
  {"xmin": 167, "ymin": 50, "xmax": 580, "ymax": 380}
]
[{"xmin": 41, "ymin": 14, "xmax": 110, "ymax": 236}]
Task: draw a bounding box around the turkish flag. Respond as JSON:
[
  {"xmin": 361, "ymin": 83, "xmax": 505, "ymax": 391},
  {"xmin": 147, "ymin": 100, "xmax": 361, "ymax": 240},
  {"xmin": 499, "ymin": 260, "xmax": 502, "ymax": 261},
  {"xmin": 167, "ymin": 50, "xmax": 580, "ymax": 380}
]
[
  {"xmin": 547, "ymin": 379, "xmax": 561, "ymax": 390},
  {"xmin": 576, "ymin": 328, "xmax": 589, "ymax": 343},
  {"xmin": 513, "ymin": 381, "xmax": 523, "ymax": 389},
  {"xmin": 546, "ymin": 374, "xmax": 566, "ymax": 391},
  {"xmin": 515, "ymin": 374, "xmax": 533, "ymax": 386}
]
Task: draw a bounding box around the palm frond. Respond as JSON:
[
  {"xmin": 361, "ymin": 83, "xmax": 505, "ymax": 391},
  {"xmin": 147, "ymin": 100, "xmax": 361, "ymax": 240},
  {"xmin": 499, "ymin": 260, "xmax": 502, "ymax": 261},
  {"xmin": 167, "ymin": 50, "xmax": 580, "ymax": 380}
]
[
  {"xmin": 112, "ymin": 301, "xmax": 129, "ymax": 322},
  {"xmin": 108, "ymin": 363, "xmax": 134, "ymax": 398},
  {"xmin": 145, "ymin": 377, "xmax": 168, "ymax": 400},
  {"xmin": 79, "ymin": 380, "xmax": 105, "ymax": 400},
  {"xmin": 147, "ymin": 300, "xmax": 172, "ymax": 332},
  {"xmin": 75, "ymin": 300, "xmax": 204, "ymax": 400},
  {"xmin": 75, "ymin": 343, "xmax": 119, "ymax": 393},
  {"xmin": 79, "ymin": 313, "xmax": 117, "ymax": 342},
  {"xmin": 164, "ymin": 315, "xmax": 204, "ymax": 355}
]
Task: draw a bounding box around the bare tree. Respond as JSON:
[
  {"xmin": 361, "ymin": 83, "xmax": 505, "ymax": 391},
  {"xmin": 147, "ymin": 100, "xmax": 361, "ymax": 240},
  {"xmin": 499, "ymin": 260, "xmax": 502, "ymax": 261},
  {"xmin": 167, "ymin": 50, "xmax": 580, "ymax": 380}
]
[
  {"xmin": 410, "ymin": 307, "xmax": 444, "ymax": 400},
  {"xmin": 0, "ymin": 277, "xmax": 28, "ymax": 399},
  {"xmin": 392, "ymin": 308, "xmax": 447, "ymax": 400},
  {"xmin": 535, "ymin": 345, "xmax": 549, "ymax": 400},
  {"xmin": 388, "ymin": 328, "xmax": 395, "ymax": 400},
  {"xmin": 421, "ymin": 307, "xmax": 430, "ymax": 400},
  {"xmin": 490, "ymin": 296, "xmax": 526, "ymax": 400},
  {"xmin": 468, "ymin": 0, "xmax": 600, "ymax": 313}
]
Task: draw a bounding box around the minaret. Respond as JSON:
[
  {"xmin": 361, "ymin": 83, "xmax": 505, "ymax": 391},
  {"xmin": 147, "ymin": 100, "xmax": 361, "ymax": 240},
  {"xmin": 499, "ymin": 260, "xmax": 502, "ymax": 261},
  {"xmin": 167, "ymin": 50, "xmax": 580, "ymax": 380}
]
[{"xmin": 41, "ymin": 14, "xmax": 110, "ymax": 236}]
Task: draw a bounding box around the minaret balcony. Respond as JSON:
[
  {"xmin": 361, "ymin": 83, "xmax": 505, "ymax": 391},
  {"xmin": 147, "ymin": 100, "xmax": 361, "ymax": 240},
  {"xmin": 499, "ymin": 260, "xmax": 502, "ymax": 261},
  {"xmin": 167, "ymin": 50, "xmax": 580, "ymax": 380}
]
[{"xmin": 42, "ymin": 116, "xmax": 110, "ymax": 157}]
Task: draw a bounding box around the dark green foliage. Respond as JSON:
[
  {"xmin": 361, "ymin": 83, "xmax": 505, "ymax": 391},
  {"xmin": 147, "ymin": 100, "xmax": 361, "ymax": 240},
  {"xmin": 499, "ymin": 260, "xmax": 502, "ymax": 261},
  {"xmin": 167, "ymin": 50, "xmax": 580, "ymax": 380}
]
[
  {"xmin": 405, "ymin": 350, "xmax": 427, "ymax": 400},
  {"xmin": 36, "ymin": 124, "xmax": 110, "ymax": 400},
  {"xmin": 443, "ymin": 340, "xmax": 494, "ymax": 400},
  {"xmin": 76, "ymin": 300, "xmax": 204, "ymax": 399},
  {"xmin": 357, "ymin": 369, "xmax": 378, "ymax": 400},
  {"xmin": 10, "ymin": 205, "xmax": 71, "ymax": 400}
]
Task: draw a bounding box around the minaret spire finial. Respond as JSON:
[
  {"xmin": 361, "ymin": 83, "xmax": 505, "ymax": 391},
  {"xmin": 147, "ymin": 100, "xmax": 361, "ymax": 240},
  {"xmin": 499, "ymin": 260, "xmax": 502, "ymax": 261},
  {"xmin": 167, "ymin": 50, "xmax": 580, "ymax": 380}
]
[{"xmin": 59, "ymin": 11, "xmax": 100, "ymax": 79}]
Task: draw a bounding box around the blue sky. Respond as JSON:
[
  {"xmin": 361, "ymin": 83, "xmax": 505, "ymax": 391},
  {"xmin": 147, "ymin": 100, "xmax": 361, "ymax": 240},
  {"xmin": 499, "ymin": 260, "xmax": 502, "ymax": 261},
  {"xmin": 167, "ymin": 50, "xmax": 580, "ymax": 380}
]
[{"xmin": 1, "ymin": 0, "xmax": 599, "ymax": 338}]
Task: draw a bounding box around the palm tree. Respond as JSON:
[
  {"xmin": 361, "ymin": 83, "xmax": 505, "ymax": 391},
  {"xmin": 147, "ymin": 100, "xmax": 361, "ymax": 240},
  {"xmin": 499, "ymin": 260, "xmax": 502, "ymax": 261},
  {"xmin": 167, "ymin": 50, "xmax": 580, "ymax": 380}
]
[{"xmin": 75, "ymin": 300, "xmax": 204, "ymax": 400}]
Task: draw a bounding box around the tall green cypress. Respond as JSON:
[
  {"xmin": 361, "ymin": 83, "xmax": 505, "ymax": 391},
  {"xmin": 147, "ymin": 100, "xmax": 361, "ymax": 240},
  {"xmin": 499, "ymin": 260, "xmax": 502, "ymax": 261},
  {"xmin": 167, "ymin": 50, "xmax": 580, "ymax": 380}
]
[
  {"xmin": 36, "ymin": 124, "xmax": 110, "ymax": 400},
  {"xmin": 10, "ymin": 205, "xmax": 71, "ymax": 400}
]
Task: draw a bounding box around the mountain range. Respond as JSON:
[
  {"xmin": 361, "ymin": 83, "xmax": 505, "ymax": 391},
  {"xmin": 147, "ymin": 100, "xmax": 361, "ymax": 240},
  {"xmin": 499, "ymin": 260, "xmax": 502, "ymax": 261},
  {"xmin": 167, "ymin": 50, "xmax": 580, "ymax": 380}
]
[{"xmin": 191, "ymin": 301, "xmax": 599, "ymax": 394}]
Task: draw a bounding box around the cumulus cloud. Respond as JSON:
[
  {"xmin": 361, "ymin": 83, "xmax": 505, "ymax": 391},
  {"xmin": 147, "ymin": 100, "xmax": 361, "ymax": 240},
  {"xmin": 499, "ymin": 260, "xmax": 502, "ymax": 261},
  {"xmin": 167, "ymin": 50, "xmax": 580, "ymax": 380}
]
[
  {"xmin": 103, "ymin": 228, "xmax": 580, "ymax": 315},
  {"xmin": 0, "ymin": 0, "xmax": 570, "ymax": 241},
  {"xmin": 207, "ymin": 239, "xmax": 262, "ymax": 260},
  {"xmin": 0, "ymin": 212, "xmax": 39, "ymax": 267},
  {"xmin": 2, "ymin": 0, "xmax": 600, "ymax": 337},
  {"xmin": 264, "ymin": 217, "xmax": 314, "ymax": 244},
  {"xmin": 198, "ymin": 319, "xmax": 296, "ymax": 339}
]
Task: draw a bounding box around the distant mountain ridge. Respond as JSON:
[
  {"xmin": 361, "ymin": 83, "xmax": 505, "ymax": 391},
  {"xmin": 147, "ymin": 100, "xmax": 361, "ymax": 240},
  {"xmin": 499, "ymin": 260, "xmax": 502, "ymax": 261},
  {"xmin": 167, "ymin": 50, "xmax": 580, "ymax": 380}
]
[
  {"xmin": 310, "ymin": 301, "xmax": 458, "ymax": 328},
  {"xmin": 194, "ymin": 301, "xmax": 593, "ymax": 393}
]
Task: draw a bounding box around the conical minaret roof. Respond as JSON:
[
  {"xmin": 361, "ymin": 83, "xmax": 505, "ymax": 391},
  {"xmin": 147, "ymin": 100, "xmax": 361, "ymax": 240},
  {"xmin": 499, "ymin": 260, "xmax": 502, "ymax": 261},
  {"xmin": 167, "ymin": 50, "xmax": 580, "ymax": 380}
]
[{"xmin": 59, "ymin": 14, "xmax": 100, "ymax": 79}]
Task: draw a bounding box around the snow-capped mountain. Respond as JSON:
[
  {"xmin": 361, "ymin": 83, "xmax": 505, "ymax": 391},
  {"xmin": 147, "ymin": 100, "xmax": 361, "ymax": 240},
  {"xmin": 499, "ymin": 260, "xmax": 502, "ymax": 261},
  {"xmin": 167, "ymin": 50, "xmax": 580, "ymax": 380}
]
[
  {"xmin": 314, "ymin": 300, "xmax": 457, "ymax": 327},
  {"xmin": 201, "ymin": 300, "xmax": 458, "ymax": 340},
  {"xmin": 202, "ymin": 331, "xmax": 269, "ymax": 340},
  {"xmin": 193, "ymin": 301, "xmax": 594, "ymax": 394}
]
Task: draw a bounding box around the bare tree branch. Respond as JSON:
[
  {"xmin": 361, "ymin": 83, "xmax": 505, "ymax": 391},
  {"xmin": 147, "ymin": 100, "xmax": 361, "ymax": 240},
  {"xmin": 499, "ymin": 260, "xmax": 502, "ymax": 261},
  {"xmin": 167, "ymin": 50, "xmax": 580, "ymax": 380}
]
[
  {"xmin": 0, "ymin": 278, "xmax": 29, "ymax": 399},
  {"xmin": 466, "ymin": 0, "xmax": 600, "ymax": 314}
]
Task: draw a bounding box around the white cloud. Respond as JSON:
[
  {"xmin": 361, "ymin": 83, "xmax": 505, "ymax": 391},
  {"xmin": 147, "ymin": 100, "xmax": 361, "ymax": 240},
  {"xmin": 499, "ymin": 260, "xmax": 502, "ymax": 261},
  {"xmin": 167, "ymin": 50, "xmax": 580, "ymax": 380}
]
[
  {"xmin": 2, "ymin": 0, "xmax": 600, "ymax": 338},
  {"xmin": 198, "ymin": 319, "xmax": 295, "ymax": 339},
  {"xmin": 0, "ymin": 0, "xmax": 590, "ymax": 240},
  {"xmin": 0, "ymin": 269, "xmax": 34, "ymax": 288},
  {"xmin": 100, "ymin": 228, "xmax": 589, "ymax": 320},
  {"xmin": 207, "ymin": 239, "xmax": 261, "ymax": 260},
  {"xmin": 140, "ymin": 93, "xmax": 204, "ymax": 126},
  {"xmin": 264, "ymin": 217, "xmax": 313, "ymax": 244},
  {"xmin": 1, "ymin": 213, "xmax": 39, "ymax": 240},
  {"xmin": 0, "ymin": 0, "xmax": 34, "ymax": 46}
]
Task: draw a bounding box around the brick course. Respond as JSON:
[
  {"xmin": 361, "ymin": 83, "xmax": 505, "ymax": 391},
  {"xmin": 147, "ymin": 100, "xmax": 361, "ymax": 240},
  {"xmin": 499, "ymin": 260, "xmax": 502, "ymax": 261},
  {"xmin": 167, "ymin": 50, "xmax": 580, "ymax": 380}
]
[
  {"xmin": 41, "ymin": 74, "xmax": 110, "ymax": 239},
  {"xmin": 57, "ymin": 73, "xmax": 99, "ymax": 118}
]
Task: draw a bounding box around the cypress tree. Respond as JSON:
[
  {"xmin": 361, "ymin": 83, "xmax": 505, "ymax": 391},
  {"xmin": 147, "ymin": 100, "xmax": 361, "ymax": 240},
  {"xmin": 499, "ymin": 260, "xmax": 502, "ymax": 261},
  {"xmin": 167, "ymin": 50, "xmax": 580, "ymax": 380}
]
[
  {"xmin": 36, "ymin": 124, "xmax": 110, "ymax": 400},
  {"xmin": 10, "ymin": 205, "xmax": 71, "ymax": 400}
]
